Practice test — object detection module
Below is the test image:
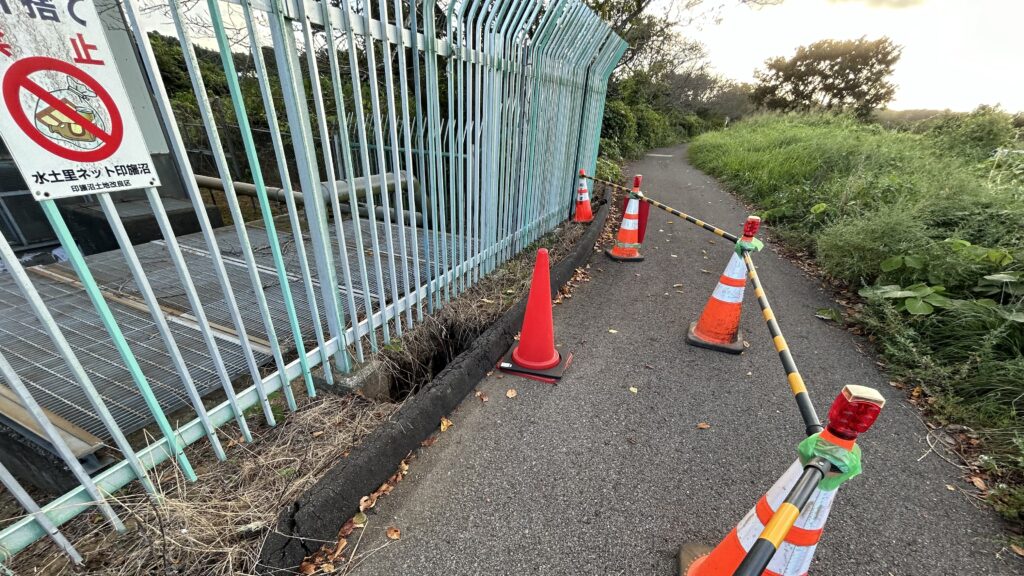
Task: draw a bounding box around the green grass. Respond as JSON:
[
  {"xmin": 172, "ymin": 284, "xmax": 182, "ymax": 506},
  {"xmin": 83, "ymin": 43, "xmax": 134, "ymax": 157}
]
[{"xmin": 690, "ymin": 112, "xmax": 1024, "ymax": 528}]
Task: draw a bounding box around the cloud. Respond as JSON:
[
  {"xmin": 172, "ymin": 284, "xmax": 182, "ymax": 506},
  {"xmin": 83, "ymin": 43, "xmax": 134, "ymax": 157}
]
[{"xmin": 828, "ymin": 0, "xmax": 925, "ymax": 8}]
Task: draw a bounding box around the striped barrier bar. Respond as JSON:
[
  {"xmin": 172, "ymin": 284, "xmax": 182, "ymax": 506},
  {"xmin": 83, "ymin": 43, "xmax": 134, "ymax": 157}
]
[
  {"xmin": 577, "ymin": 172, "xmax": 740, "ymax": 243},
  {"xmin": 633, "ymin": 192, "xmax": 740, "ymax": 244},
  {"xmin": 742, "ymin": 251, "xmax": 823, "ymax": 436}
]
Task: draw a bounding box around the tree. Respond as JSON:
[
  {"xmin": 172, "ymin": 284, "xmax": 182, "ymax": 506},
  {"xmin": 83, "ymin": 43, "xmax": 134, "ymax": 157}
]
[{"xmin": 751, "ymin": 37, "xmax": 902, "ymax": 118}]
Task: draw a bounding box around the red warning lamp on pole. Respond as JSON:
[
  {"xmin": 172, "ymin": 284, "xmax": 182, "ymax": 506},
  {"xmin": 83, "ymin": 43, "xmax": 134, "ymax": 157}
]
[
  {"xmin": 826, "ymin": 385, "xmax": 885, "ymax": 441},
  {"xmin": 741, "ymin": 215, "xmax": 761, "ymax": 241}
]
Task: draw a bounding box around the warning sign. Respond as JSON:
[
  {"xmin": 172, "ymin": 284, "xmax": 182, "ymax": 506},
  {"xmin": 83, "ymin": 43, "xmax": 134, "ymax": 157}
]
[{"xmin": 0, "ymin": 0, "xmax": 159, "ymax": 200}]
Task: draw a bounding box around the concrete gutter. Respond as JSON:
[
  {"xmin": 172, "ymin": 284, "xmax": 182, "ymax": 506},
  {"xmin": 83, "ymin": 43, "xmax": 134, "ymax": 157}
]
[{"xmin": 258, "ymin": 191, "xmax": 612, "ymax": 573}]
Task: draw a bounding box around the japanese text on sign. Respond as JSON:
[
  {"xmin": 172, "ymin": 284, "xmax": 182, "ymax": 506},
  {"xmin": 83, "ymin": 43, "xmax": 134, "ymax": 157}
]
[{"xmin": 0, "ymin": 0, "xmax": 159, "ymax": 200}]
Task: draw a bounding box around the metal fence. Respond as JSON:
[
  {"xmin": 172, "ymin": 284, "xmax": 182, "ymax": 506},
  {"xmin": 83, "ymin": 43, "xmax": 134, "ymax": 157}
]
[{"xmin": 0, "ymin": 0, "xmax": 624, "ymax": 564}]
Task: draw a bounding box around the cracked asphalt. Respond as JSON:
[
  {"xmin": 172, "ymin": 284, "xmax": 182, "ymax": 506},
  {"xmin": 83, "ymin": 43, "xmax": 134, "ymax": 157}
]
[{"xmin": 344, "ymin": 145, "xmax": 1019, "ymax": 575}]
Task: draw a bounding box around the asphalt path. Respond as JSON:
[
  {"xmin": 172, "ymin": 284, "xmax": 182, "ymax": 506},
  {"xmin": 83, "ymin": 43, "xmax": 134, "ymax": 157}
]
[{"xmin": 346, "ymin": 145, "xmax": 1018, "ymax": 575}]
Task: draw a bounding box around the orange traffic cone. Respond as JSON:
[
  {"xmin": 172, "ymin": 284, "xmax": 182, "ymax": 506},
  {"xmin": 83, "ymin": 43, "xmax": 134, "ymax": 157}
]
[
  {"xmin": 573, "ymin": 169, "xmax": 594, "ymax": 223},
  {"xmin": 605, "ymin": 175, "xmax": 644, "ymax": 262},
  {"xmin": 499, "ymin": 248, "xmax": 572, "ymax": 383},
  {"xmin": 686, "ymin": 216, "xmax": 761, "ymax": 354},
  {"xmin": 681, "ymin": 385, "xmax": 885, "ymax": 576}
]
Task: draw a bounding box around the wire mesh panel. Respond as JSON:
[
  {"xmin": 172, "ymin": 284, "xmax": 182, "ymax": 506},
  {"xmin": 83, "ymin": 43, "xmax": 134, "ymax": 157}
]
[{"xmin": 0, "ymin": 0, "xmax": 623, "ymax": 564}]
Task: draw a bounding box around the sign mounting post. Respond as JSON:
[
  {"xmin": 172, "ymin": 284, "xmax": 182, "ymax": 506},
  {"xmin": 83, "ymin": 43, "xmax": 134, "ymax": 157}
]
[{"xmin": 0, "ymin": 0, "xmax": 159, "ymax": 200}]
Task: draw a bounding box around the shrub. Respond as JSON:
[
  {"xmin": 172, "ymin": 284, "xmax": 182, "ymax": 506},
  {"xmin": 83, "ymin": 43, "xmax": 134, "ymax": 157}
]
[{"xmin": 690, "ymin": 113, "xmax": 1024, "ymax": 525}]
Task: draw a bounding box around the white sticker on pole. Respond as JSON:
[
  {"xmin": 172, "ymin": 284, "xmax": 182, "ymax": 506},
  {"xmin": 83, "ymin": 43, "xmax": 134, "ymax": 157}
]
[{"xmin": 0, "ymin": 0, "xmax": 159, "ymax": 200}]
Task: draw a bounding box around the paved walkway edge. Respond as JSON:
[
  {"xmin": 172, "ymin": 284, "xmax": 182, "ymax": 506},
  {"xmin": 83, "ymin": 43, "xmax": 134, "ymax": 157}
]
[{"xmin": 259, "ymin": 194, "xmax": 612, "ymax": 573}]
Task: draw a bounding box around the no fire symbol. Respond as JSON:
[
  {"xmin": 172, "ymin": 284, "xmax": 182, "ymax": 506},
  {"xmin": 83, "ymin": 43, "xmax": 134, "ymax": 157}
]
[{"xmin": 2, "ymin": 56, "xmax": 123, "ymax": 162}]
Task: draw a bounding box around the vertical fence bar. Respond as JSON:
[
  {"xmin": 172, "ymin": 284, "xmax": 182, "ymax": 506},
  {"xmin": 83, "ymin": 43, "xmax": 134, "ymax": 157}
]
[
  {"xmin": 207, "ymin": 0, "xmax": 319, "ymax": 397},
  {"xmin": 240, "ymin": 0, "xmax": 338, "ymax": 378},
  {"xmin": 168, "ymin": 0, "xmax": 305, "ymax": 410},
  {"xmin": 40, "ymin": 201, "xmax": 196, "ymax": 481},
  {"xmin": 121, "ymin": 0, "xmax": 281, "ymax": 426},
  {"xmin": 0, "ymin": 232, "xmax": 156, "ymax": 495},
  {"xmin": 0, "ymin": 351, "xmax": 124, "ymax": 530},
  {"xmin": 0, "ymin": 461, "xmax": 82, "ymax": 565},
  {"xmin": 337, "ymin": 0, "xmax": 395, "ymax": 346},
  {"xmin": 320, "ymin": 0, "xmax": 378, "ymax": 358},
  {"xmin": 97, "ymin": 194, "xmax": 233, "ymax": 456}
]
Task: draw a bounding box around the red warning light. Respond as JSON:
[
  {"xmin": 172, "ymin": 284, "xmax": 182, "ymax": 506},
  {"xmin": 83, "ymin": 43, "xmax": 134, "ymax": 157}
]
[
  {"xmin": 742, "ymin": 216, "xmax": 761, "ymax": 239},
  {"xmin": 826, "ymin": 385, "xmax": 885, "ymax": 441}
]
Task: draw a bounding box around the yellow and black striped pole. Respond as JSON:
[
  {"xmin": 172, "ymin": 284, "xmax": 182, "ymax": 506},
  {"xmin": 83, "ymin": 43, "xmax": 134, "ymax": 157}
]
[
  {"xmin": 634, "ymin": 191, "xmax": 740, "ymax": 243},
  {"xmin": 742, "ymin": 251, "xmax": 823, "ymax": 436},
  {"xmin": 580, "ymin": 173, "xmax": 631, "ymax": 193},
  {"xmin": 733, "ymin": 457, "xmax": 832, "ymax": 576},
  {"xmin": 578, "ymin": 172, "xmax": 740, "ymax": 243}
]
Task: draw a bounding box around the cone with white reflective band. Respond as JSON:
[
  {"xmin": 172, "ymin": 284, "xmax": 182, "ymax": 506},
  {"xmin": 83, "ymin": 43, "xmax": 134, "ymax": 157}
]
[
  {"xmin": 686, "ymin": 216, "xmax": 761, "ymax": 354},
  {"xmin": 573, "ymin": 169, "xmax": 594, "ymax": 223},
  {"xmin": 605, "ymin": 175, "xmax": 644, "ymax": 262},
  {"xmin": 683, "ymin": 460, "xmax": 835, "ymax": 576},
  {"xmin": 680, "ymin": 385, "xmax": 885, "ymax": 576}
]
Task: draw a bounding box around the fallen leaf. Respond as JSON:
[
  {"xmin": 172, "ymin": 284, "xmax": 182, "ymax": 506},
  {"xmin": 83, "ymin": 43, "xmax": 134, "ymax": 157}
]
[
  {"xmin": 911, "ymin": 386, "xmax": 923, "ymax": 399},
  {"xmin": 352, "ymin": 512, "xmax": 368, "ymax": 528},
  {"xmin": 696, "ymin": 422, "xmax": 711, "ymax": 429},
  {"xmin": 322, "ymin": 562, "xmax": 336, "ymax": 573},
  {"xmin": 298, "ymin": 561, "xmax": 317, "ymax": 575},
  {"xmin": 475, "ymin": 390, "xmax": 489, "ymax": 402},
  {"xmin": 440, "ymin": 416, "xmax": 453, "ymax": 432},
  {"xmin": 386, "ymin": 526, "xmax": 401, "ymax": 540},
  {"xmin": 329, "ymin": 537, "xmax": 347, "ymax": 560},
  {"xmin": 628, "ymin": 386, "xmax": 638, "ymax": 394},
  {"xmin": 945, "ymin": 484, "xmax": 956, "ymax": 491},
  {"xmin": 1011, "ymin": 544, "xmax": 1024, "ymax": 557},
  {"xmin": 608, "ymin": 329, "xmax": 618, "ymax": 334},
  {"xmin": 359, "ymin": 494, "xmax": 378, "ymax": 511},
  {"xmin": 420, "ymin": 435, "xmax": 438, "ymax": 447},
  {"xmin": 506, "ymin": 388, "xmax": 518, "ymax": 399},
  {"xmin": 311, "ymin": 430, "xmax": 325, "ymax": 438},
  {"xmin": 889, "ymin": 380, "xmax": 905, "ymax": 389},
  {"xmin": 338, "ymin": 519, "xmax": 355, "ymax": 538},
  {"xmin": 481, "ymin": 298, "xmax": 495, "ymax": 304},
  {"xmin": 970, "ymin": 477, "xmax": 987, "ymax": 491},
  {"xmin": 673, "ymin": 283, "xmax": 683, "ymax": 288}
]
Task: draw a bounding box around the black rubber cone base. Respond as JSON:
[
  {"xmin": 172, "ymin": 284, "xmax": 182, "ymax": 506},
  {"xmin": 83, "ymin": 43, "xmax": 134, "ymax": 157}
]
[
  {"xmin": 604, "ymin": 248, "xmax": 644, "ymax": 262},
  {"xmin": 685, "ymin": 321, "xmax": 745, "ymax": 355},
  {"xmin": 678, "ymin": 543, "xmax": 714, "ymax": 575},
  {"xmin": 498, "ymin": 345, "xmax": 573, "ymax": 384}
]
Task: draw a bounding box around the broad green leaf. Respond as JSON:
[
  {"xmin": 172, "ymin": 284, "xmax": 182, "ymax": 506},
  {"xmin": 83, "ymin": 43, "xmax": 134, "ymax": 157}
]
[
  {"xmin": 810, "ymin": 202, "xmax": 828, "ymax": 214},
  {"xmin": 984, "ymin": 273, "xmax": 1020, "ymax": 283},
  {"xmin": 858, "ymin": 284, "xmax": 901, "ymax": 297},
  {"xmin": 904, "ymin": 297, "xmax": 934, "ymax": 315},
  {"xmin": 886, "ymin": 290, "xmax": 920, "ymax": 299},
  {"xmin": 903, "ymin": 255, "xmax": 925, "ymax": 269},
  {"xmin": 880, "ymin": 256, "xmax": 904, "ymax": 272},
  {"xmin": 815, "ymin": 307, "xmax": 841, "ymax": 322},
  {"xmin": 1001, "ymin": 311, "xmax": 1024, "ymax": 323},
  {"xmin": 923, "ymin": 293, "xmax": 953, "ymax": 308},
  {"xmin": 910, "ymin": 285, "xmax": 934, "ymax": 297}
]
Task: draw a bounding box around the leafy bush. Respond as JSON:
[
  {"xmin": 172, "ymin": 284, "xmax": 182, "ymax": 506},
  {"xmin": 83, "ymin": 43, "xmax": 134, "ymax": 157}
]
[
  {"xmin": 916, "ymin": 105, "xmax": 1018, "ymax": 163},
  {"xmin": 691, "ymin": 113, "xmax": 1024, "ymax": 525}
]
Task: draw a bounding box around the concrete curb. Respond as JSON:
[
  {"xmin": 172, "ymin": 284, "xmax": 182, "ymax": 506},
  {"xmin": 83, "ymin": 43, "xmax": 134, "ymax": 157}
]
[{"xmin": 259, "ymin": 196, "xmax": 611, "ymax": 573}]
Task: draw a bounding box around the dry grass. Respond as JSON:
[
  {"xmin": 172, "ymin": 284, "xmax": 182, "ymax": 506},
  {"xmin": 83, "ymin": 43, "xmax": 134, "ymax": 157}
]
[
  {"xmin": 373, "ymin": 218, "xmax": 590, "ymax": 396},
  {"xmin": 7, "ymin": 393, "xmax": 399, "ymax": 576}
]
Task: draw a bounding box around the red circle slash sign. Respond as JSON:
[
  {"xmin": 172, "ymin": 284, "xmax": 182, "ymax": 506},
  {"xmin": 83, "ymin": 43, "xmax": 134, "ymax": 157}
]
[{"xmin": 2, "ymin": 56, "xmax": 124, "ymax": 163}]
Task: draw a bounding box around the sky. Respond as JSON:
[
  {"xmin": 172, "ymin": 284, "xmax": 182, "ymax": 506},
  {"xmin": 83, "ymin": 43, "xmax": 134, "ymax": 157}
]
[{"xmin": 669, "ymin": 0, "xmax": 1024, "ymax": 112}]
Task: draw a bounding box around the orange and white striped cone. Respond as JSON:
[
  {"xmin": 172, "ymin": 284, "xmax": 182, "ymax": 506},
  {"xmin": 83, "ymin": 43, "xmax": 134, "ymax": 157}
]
[
  {"xmin": 681, "ymin": 459, "xmax": 837, "ymax": 576},
  {"xmin": 573, "ymin": 169, "xmax": 594, "ymax": 223},
  {"xmin": 686, "ymin": 216, "xmax": 760, "ymax": 354},
  {"xmin": 605, "ymin": 175, "xmax": 644, "ymax": 262},
  {"xmin": 681, "ymin": 385, "xmax": 884, "ymax": 576}
]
